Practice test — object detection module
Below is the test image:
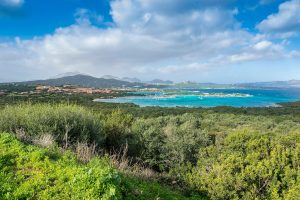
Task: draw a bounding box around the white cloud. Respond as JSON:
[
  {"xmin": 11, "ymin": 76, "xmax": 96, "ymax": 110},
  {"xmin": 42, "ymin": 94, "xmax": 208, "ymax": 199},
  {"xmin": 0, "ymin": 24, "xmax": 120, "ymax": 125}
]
[
  {"xmin": 253, "ymin": 40, "xmax": 272, "ymax": 51},
  {"xmin": 110, "ymin": 0, "xmax": 239, "ymax": 39},
  {"xmin": 74, "ymin": 8, "xmax": 103, "ymax": 25},
  {"xmin": 0, "ymin": 29, "xmax": 254, "ymax": 80},
  {"xmin": 257, "ymin": 0, "xmax": 300, "ymax": 37},
  {"xmin": 226, "ymin": 40, "xmax": 284, "ymax": 63},
  {"xmin": 0, "ymin": 0, "xmax": 298, "ymax": 81}
]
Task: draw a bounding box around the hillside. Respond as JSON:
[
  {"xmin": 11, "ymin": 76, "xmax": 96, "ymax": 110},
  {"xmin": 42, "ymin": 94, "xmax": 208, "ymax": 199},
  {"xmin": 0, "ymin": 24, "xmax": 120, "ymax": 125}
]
[
  {"xmin": 5, "ymin": 74, "xmax": 300, "ymax": 89},
  {"xmin": 14, "ymin": 74, "xmax": 149, "ymax": 88},
  {"xmin": 147, "ymin": 79, "xmax": 173, "ymax": 85},
  {"xmin": 0, "ymin": 96, "xmax": 300, "ymax": 199},
  {"xmin": 0, "ymin": 133, "xmax": 204, "ymax": 200}
]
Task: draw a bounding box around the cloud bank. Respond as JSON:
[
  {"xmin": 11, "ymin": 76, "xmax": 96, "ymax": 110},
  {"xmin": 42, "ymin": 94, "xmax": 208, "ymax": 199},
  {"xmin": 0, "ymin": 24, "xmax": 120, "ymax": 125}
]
[
  {"xmin": 0, "ymin": 0, "xmax": 299, "ymax": 81},
  {"xmin": 257, "ymin": 0, "xmax": 300, "ymax": 37}
]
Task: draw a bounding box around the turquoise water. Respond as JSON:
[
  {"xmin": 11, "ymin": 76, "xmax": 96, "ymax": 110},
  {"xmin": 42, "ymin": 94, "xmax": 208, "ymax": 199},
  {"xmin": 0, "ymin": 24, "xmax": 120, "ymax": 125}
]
[{"xmin": 95, "ymin": 89, "xmax": 300, "ymax": 108}]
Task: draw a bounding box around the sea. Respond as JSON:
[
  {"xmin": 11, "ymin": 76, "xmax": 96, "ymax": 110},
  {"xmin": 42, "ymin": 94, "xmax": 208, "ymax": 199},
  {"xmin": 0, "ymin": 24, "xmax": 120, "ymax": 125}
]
[{"xmin": 94, "ymin": 88, "xmax": 300, "ymax": 108}]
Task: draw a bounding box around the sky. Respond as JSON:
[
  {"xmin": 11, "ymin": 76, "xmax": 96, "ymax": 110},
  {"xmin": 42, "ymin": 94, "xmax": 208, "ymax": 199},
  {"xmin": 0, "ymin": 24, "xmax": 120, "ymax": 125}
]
[{"xmin": 0, "ymin": 0, "xmax": 300, "ymax": 83}]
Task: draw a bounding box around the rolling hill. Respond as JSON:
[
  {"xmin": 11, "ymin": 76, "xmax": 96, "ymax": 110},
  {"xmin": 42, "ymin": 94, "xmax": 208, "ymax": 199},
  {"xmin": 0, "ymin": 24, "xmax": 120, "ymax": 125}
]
[{"xmin": 13, "ymin": 74, "xmax": 151, "ymax": 88}]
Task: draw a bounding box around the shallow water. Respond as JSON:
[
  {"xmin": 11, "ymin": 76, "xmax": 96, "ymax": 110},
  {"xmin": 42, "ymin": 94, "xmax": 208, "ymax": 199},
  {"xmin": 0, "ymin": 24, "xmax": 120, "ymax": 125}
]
[{"xmin": 95, "ymin": 88, "xmax": 300, "ymax": 107}]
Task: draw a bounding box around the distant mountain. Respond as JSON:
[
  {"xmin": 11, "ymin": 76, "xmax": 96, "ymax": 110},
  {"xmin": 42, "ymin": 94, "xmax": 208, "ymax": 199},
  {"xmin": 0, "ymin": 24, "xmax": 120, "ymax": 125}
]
[
  {"xmin": 100, "ymin": 75, "xmax": 171, "ymax": 84},
  {"xmin": 51, "ymin": 72, "xmax": 86, "ymax": 79},
  {"xmin": 236, "ymin": 80, "xmax": 300, "ymax": 88},
  {"xmin": 148, "ymin": 79, "xmax": 173, "ymax": 85},
  {"xmin": 172, "ymin": 82, "xmax": 236, "ymax": 89},
  {"xmin": 14, "ymin": 74, "xmax": 150, "ymax": 88},
  {"xmin": 101, "ymin": 75, "xmax": 120, "ymax": 80},
  {"xmin": 6, "ymin": 72, "xmax": 299, "ymax": 89},
  {"xmin": 101, "ymin": 75, "xmax": 142, "ymax": 83},
  {"xmin": 101, "ymin": 75, "xmax": 141, "ymax": 83},
  {"xmin": 171, "ymin": 80, "xmax": 300, "ymax": 89},
  {"xmin": 121, "ymin": 77, "xmax": 142, "ymax": 83}
]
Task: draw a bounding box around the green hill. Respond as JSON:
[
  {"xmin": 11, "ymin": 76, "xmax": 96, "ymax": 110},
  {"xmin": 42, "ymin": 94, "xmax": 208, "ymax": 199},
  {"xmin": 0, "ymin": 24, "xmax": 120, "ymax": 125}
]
[{"xmin": 13, "ymin": 74, "xmax": 155, "ymax": 89}]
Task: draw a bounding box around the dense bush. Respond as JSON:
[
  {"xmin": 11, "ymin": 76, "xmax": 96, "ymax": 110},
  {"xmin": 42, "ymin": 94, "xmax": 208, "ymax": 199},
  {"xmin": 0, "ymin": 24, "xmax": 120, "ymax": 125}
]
[
  {"xmin": 0, "ymin": 104, "xmax": 104, "ymax": 146},
  {"xmin": 0, "ymin": 133, "xmax": 121, "ymax": 199},
  {"xmin": 0, "ymin": 133, "xmax": 205, "ymax": 200},
  {"xmin": 1, "ymin": 103, "xmax": 300, "ymax": 199},
  {"xmin": 133, "ymin": 114, "xmax": 211, "ymax": 171},
  {"xmin": 101, "ymin": 110, "xmax": 137, "ymax": 154},
  {"xmin": 183, "ymin": 130, "xmax": 300, "ymax": 200}
]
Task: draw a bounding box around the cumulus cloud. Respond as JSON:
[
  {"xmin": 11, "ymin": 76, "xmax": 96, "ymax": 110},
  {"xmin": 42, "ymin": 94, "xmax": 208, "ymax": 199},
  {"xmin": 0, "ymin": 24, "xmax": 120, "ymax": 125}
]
[
  {"xmin": 74, "ymin": 8, "xmax": 103, "ymax": 25},
  {"xmin": 257, "ymin": 0, "xmax": 300, "ymax": 37},
  {"xmin": 110, "ymin": 0, "xmax": 239, "ymax": 38},
  {"xmin": 0, "ymin": 26, "xmax": 246, "ymax": 78},
  {"xmin": 0, "ymin": 0, "xmax": 298, "ymax": 81},
  {"xmin": 225, "ymin": 40, "xmax": 285, "ymax": 63}
]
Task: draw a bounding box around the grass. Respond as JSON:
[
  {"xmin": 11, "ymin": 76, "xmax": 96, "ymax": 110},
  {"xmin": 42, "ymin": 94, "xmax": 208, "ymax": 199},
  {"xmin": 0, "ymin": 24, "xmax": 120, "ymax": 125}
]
[
  {"xmin": 5, "ymin": 102, "xmax": 300, "ymax": 199},
  {"xmin": 0, "ymin": 133, "xmax": 205, "ymax": 199},
  {"xmin": 0, "ymin": 133, "xmax": 121, "ymax": 199}
]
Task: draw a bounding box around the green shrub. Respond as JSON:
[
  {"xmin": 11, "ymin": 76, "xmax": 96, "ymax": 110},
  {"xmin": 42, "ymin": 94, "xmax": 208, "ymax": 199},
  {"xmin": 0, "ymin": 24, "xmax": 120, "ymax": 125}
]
[
  {"xmin": 0, "ymin": 133, "xmax": 121, "ymax": 200},
  {"xmin": 121, "ymin": 175, "xmax": 207, "ymax": 200},
  {"xmin": 0, "ymin": 133, "xmax": 206, "ymax": 200},
  {"xmin": 133, "ymin": 114, "xmax": 211, "ymax": 171},
  {"xmin": 0, "ymin": 104, "xmax": 104, "ymax": 146},
  {"xmin": 101, "ymin": 110, "xmax": 138, "ymax": 154},
  {"xmin": 184, "ymin": 130, "xmax": 300, "ymax": 200},
  {"xmin": 2, "ymin": 102, "xmax": 300, "ymax": 199}
]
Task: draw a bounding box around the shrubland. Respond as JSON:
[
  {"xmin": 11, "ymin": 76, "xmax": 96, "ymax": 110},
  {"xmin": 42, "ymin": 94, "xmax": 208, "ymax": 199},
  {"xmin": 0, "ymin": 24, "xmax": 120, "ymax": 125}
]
[
  {"xmin": 0, "ymin": 133, "xmax": 121, "ymax": 199},
  {"xmin": 0, "ymin": 104, "xmax": 104, "ymax": 147},
  {"xmin": 0, "ymin": 133, "xmax": 204, "ymax": 200},
  {"xmin": 0, "ymin": 101, "xmax": 299, "ymax": 199},
  {"xmin": 182, "ymin": 130, "xmax": 300, "ymax": 199}
]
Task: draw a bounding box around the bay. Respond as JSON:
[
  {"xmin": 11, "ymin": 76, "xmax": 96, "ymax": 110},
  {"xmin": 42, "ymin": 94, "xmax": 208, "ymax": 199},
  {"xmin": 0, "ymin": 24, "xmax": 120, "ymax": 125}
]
[{"xmin": 94, "ymin": 88, "xmax": 300, "ymax": 107}]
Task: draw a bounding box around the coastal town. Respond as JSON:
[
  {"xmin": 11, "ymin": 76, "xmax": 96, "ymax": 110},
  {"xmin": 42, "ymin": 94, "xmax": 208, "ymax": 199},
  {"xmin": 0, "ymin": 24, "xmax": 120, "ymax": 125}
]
[
  {"xmin": 35, "ymin": 85, "xmax": 113, "ymax": 94},
  {"xmin": 0, "ymin": 84, "xmax": 115, "ymax": 96}
]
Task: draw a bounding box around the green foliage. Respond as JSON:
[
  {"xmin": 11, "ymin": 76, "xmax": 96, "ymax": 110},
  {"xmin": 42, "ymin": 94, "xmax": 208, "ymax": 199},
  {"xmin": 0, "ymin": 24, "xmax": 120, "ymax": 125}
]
[
  {"xmin": 1, "ymin": 99, "xmax": 300, "ymax": 199},
  {"xmin": 0, "ymin": 133, "xmax": 121, "ymax": 200},
  {"xmin": 133, "ymin": 114, "xmax": 211, "ymax": 171},
  {"xmin": 0, "ymin": 133, "xmax": 205, "ymax": 200},
  {"xmin": 0, "ymin": 104, "xmax": 104, "ymax": 146},
  {"xmin": 0, "ymin": 84, "xmax": 35, "ymax": 93},
  {"xmin": 121, "ymin": 176, "xmax": 207, "ymax": 200},
  {"xmin": 184, "ymin": 130, "xmax": 300, "ymax": 200},
  {"xmin": 102, "ymin": 110, "xmax": 136, "ymax": 153}
]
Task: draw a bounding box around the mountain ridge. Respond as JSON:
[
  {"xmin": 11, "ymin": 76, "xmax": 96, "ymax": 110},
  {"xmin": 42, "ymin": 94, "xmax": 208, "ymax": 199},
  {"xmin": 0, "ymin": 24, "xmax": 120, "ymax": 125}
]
[
  {"xmin": 1, "ymin": 73, "xmax": 300, "ymax": 89},
  {"xmin": 14, "ymin": 74, "xmax": 146, "ymax": 88}
]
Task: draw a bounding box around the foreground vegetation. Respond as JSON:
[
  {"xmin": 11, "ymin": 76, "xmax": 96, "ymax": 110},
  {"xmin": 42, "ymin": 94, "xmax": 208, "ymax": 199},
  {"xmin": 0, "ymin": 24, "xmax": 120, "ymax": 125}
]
[
  {"xmin": 184, "ymin": 131, "xmax": 300, "ymax": 199},
  {"xmin": 0, "ymin": 133, "xmax": 204, "ymax": 199},
  {"xmin": 0, "ymin": 85, "xmax": 300, "ymax": 199},
  {"xmin": 0, "ymin": 133, "xmax": 120, "ymax": 199}
]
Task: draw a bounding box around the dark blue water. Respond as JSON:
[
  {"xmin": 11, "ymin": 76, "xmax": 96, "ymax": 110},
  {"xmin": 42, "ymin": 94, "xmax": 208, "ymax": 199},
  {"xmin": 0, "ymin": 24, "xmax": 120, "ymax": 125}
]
[{"xmin": 95, "ymin": 88, "xmax": 300, "ymax": 107}]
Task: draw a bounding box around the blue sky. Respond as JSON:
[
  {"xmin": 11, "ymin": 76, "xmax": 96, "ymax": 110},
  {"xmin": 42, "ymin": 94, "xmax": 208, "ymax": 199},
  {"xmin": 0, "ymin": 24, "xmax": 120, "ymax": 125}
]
[
  {"xmin": 0, "ymin": 0, "xmax": 112, "ymax": 38},
  {"xmin": 0, "ymin": 0, "xmax": 300, "ymax": 83}
]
